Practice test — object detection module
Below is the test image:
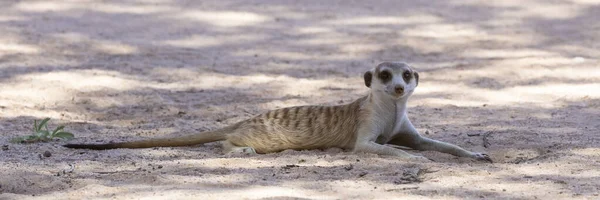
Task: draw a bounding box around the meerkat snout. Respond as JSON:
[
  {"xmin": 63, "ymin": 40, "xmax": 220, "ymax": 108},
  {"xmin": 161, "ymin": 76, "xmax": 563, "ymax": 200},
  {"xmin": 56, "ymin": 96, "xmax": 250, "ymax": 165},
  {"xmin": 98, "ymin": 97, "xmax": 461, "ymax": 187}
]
[{"xmin": 394, "ymin": 85, "xmax": 404, "ymax": 95}]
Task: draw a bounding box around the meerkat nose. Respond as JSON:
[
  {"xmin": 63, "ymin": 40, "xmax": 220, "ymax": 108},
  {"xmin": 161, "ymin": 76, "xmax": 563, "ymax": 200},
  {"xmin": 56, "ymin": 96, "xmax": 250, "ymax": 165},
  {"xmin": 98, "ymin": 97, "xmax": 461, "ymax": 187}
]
[{"xmin": 395, "ymin": 85, "xmax": 404, "ymax": 94}]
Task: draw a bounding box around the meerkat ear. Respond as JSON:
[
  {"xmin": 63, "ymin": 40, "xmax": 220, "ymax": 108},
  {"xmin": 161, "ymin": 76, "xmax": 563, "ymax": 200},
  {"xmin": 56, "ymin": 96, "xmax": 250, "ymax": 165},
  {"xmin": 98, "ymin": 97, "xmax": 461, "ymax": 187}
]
[
  {"xmin": 414, "ymin": 71, "xmax": 419, "ymax": 86},
  {"xmin": 363, "ymin": 70, "xmax": 373, "ymax": 88}
]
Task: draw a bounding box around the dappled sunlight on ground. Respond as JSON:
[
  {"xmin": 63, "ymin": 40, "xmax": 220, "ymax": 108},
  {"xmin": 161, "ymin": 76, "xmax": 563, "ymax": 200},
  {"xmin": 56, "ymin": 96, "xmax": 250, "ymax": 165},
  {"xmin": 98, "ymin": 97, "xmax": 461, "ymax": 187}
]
[
  {"xmin": 171, "ymin": 10, "xmax": 271, "ymax": 27},
  {"xmin": 0, "ymin": 0, "xmax": 599, "ymax": 199}
]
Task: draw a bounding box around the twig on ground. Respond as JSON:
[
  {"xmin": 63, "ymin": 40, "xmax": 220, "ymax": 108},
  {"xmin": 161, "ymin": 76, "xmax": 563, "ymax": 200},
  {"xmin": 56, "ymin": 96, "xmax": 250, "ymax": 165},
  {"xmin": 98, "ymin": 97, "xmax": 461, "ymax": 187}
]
[
  {"xmin": 94, "ymin": 170, "xmax": 138, "ymax": 174},
  {"xmin": 483, "ymin": 131, "xmax": 493, "ymax": 148}
]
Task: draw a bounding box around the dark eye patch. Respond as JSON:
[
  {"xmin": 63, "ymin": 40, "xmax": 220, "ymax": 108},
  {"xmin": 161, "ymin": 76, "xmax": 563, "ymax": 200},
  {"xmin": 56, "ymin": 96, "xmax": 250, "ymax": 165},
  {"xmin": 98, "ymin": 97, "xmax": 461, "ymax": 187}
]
[
  {"xmin": 378, "ymin": 70, "xmax": 392, "ymax": 83},
  {"xmin": 363, "ymin": 71, "xmax": 372, "ymax": 87},
  {"xmin": 403, "ymin": 71, "xmax": 412, "ymax": 83}
]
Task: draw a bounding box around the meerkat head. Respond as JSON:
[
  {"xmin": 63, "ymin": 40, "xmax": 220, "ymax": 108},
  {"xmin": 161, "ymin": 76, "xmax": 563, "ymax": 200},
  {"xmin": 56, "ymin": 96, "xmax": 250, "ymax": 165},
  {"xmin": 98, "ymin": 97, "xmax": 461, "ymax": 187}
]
[{"xmin": 363, "ymin": 62, "xmax": 419, "ymax": 99}]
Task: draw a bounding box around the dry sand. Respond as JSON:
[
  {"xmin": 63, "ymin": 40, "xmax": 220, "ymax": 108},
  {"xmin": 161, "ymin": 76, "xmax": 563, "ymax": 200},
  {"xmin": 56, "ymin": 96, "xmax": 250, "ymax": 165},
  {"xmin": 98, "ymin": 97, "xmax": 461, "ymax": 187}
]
[{"xmin": 1, "ymin": 0, "xmax": 599, "ymax": 199}]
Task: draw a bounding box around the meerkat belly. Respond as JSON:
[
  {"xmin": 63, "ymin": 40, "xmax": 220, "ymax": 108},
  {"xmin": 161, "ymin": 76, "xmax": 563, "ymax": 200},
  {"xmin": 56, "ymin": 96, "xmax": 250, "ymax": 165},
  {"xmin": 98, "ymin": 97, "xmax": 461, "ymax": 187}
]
[{"xmin": 227, "ymin": 105, "xmax": 361, "ymax": 154}]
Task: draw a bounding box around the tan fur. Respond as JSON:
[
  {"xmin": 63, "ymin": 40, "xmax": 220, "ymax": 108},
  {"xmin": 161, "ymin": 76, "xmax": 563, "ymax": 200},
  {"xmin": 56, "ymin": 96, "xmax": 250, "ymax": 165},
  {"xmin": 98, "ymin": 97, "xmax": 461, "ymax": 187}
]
[{"xmin": 65, "ymin": 62, "xmax": 492, "ymax": 162}]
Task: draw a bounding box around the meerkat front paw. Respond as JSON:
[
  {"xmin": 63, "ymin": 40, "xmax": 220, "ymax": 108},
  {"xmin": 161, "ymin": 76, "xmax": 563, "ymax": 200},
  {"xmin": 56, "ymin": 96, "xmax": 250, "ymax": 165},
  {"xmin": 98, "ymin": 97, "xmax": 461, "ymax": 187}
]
[{"xmin": 472, "ymin": 152, "xmax": 492, "ymax": 162}]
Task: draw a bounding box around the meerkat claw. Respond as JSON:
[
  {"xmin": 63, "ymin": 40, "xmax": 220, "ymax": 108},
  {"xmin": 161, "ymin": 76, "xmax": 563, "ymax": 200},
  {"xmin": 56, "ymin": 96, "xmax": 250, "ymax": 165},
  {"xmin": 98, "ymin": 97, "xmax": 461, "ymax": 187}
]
[{"xmin": 473, "ymin": 153, "xmax": 493, "ymax": 163}]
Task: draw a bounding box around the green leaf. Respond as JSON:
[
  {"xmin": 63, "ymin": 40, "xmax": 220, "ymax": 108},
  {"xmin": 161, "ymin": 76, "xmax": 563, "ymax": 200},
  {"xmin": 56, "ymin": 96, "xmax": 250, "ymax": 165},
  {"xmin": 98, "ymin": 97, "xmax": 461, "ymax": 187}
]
[
  {"xmin": 52, "ymin": 125, "xmax": 65, "ymax": 134},
  {"xmin": 38, "ymin": 117, "xmax": 50, "ymax": 128},
  {"xmin": 13, "ymin": 118, "xmax": 75, "ymax": 144},
  {"xmin": 22, "ymin": 135, "xmax": 40, "ymax": 143},
  {"xmin": 36, "ymin": 130, "xmax": 50, "ymax": 139},
  {"xmin": 26, "ymin": 135, "xmax": 39, "ymax": 140},
  {"xmin": 53, "ymin": 132, "xmax": 74, "ymax": 140}
]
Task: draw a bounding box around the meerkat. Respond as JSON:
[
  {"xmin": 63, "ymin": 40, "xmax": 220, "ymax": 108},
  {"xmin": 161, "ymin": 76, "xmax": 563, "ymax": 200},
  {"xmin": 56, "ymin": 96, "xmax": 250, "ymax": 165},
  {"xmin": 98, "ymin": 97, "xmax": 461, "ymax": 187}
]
[{"xmin": 65, "ymin": 62, "xmax": 492, "ymax": 162}]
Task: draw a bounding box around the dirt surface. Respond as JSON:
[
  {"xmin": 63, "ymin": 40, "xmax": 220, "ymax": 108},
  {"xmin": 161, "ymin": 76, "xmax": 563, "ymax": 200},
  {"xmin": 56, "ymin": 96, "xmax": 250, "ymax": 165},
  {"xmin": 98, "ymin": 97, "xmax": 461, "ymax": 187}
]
[{"xmin": 1, "ymin": 0, "xmax": 599, "ymax": 199}]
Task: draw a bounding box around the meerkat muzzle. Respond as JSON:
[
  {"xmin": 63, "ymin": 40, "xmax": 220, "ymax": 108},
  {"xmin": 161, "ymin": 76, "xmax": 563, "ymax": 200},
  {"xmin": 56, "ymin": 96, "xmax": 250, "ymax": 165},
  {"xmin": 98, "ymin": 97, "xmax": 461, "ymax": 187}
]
[{"xmin": 394, "ymin": 85, "xmax": 404, "ymax": 95}]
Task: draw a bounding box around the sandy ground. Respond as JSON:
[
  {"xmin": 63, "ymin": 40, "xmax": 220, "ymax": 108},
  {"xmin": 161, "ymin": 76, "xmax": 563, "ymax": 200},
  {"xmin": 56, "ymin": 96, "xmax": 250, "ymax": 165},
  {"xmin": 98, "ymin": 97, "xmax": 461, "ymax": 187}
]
[{"xmin": 1, "ymin": 0, "xmax": 599, "ymax": 199}]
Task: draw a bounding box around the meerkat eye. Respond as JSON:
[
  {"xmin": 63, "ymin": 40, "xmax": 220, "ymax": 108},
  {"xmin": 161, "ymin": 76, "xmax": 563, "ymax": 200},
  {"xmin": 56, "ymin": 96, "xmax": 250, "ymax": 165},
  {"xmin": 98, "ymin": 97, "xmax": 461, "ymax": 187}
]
[
  {"xmin": 403, "ymin": 71, "xmax": 411, "ymax": 79},
  {"xmin": 378, "ymin": 71, "xmax": 391, "ymax": 81}
]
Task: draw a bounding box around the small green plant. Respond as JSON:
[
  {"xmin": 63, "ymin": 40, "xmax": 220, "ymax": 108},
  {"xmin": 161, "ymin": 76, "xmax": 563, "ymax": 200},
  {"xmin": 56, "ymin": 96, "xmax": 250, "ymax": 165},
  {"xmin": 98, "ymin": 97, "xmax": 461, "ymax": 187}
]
[{"xmin": 11, "ymin": 118, "xmax": 74, "ymax": 143}]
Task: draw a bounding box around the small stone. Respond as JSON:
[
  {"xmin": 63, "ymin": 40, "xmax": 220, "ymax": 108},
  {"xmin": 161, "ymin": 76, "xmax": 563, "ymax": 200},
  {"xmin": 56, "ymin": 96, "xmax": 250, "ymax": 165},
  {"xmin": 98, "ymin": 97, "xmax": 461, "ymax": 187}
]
[
  {"xmin": 358, "ymin": 172, "xmax": 368, "ymax": 177},
  {"xmin": 344, "ymin": 164, "xmax": 354, "ymax": 171},
  {"xmin": 43, "ymin": 151, "xmax": 52, "ymax": 157},
  {"xmin": 157, "ymin": 165, "xmax": 163, "ymax": 169},
  {"xmin": 282, "ymin": 164, "xmax": 299, "ymax": 170},
  {"xmin": 2, "ymin": 145, "xmax": 8, "ymax": 151},
  {"xmin": 425, "ymin": 130, "xmax": 430, "ymax": 135}
]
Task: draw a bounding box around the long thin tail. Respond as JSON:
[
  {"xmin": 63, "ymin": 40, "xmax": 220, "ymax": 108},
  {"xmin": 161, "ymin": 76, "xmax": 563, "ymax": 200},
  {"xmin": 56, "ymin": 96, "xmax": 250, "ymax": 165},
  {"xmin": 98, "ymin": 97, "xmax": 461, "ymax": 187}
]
[{"xmin": 63, "ymin": 123, "xmax": 239, "ymax": 150}]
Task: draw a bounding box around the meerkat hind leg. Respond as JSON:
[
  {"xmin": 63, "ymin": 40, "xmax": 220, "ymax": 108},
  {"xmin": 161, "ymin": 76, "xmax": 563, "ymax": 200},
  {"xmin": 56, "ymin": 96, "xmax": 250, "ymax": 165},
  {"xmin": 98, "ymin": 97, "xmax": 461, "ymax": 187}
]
[
  {"xmin": 229, "ymin": 147, "xmax": 257, "ymax": 154},
  {"xmin": 222, "ymin": 140, "xmax": 257, "ymax": 155}
]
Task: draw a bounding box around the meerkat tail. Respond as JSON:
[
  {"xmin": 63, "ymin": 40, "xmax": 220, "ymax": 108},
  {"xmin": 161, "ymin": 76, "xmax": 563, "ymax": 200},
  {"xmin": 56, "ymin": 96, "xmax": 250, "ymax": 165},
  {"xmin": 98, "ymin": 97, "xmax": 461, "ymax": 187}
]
[{"xmin": 63, "ymin": 123, "xmax": 240, "ymax": 150}]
